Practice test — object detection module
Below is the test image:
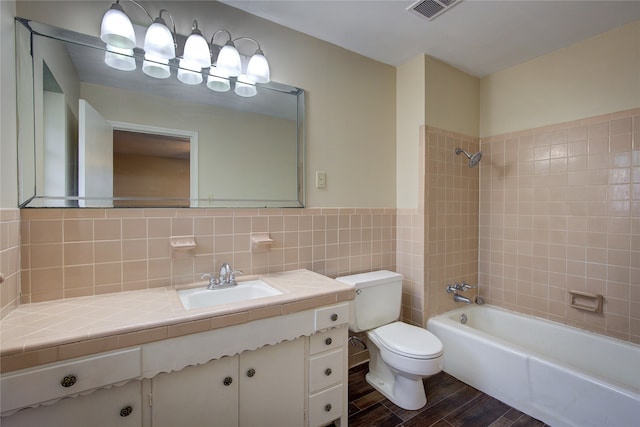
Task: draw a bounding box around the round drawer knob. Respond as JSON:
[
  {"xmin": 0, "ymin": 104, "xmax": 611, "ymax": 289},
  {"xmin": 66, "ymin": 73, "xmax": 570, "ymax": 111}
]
[
  {"xmin": 331, "ymin": 313, "xmax": 338, "ymax": 321},
  {"xmin": 60, "ymin": 375, "xmax": 77, "ymax": 388},
  {"xmin": 120, "ymin": 405, "xmax": 133, "ymax": 417},
  {"xmin": 325, "ymin": 337, "xmax": 333, "ymax": 346},
  {"xmin": 247, "ymin": 368, "xmax": 256, "ymax": 378},
  {"xmin": 223, "ymin": 376, "xmax": 233, "ymax": 386},
  {"xmin": 324, "ymin": 368, "xmax": 332, "ymax": 376},
  {"xmin": 325, "ymin": 404, "xmax": 332, "ymax": 412}
]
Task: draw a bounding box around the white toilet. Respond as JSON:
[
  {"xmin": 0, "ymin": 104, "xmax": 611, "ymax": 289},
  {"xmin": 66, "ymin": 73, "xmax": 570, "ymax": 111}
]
[{"xmin": 336, "ymin": 270, "xmax": 443, "ymax": 410}]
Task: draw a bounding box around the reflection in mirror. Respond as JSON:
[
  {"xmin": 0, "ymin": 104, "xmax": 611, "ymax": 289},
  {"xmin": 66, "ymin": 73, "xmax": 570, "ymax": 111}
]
[
  {"xmin": 16, "ymin": 18, "xmax": 305, "ymax": 208},
  {"xmin": 113, "ymin": 130, "xmax": 191, "ymax": 207}
]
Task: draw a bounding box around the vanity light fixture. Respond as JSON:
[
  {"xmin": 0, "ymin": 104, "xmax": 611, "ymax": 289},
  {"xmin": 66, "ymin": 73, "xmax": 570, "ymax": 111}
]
[
  {"xmin": 143, "ymin": 10, "xmax": 176, "ymax": 60},
  {"xmin": 100, "ymin": 0, "xmax": 270, "ymax": 97},
  {"xmin": 183, "ymin": 21, "xmax": 211, "ymax": 69},
  {"xmin": 142, "ymin": 54, "xmax": 170, "ymax": 79},
  {"xmin": 212, "ymin": 30, "xmax": 242, "ymax": 77},
  {"xmin": 100, "ymin": 1, "xmax": 136, "ymax": 49},
  {"xmin": 239, "ymin": 38, "xmax": 270, "ymax": 84},
  {"xmin": 207, "ymin": 67, "xmax": 231, "ymax": 92},
  {"xmin": 100, "ymin": 0, "xmax": 176, "ymax": 59},
  {"xmin": 104, "ymin": 45, "xmax": 136, "ymax": 71},
  {"xmin": 177, "ymin": 58, "xmax": 204, "ymax": 85},
  {"xmin": 235, "ymin": 74, "xmax": 257, "ymax": 97}
]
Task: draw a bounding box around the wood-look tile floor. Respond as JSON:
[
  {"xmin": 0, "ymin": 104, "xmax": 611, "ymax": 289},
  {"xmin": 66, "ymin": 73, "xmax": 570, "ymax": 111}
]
[{"xmin": 347, "ymin": 363, "xmax": 549, "ymax": 427}]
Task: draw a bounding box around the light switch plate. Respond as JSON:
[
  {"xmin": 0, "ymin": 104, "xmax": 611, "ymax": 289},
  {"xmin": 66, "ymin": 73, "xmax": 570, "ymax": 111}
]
[{"xmin": 315, "ymin": 171, "xmax": 326, "ymax": 188}]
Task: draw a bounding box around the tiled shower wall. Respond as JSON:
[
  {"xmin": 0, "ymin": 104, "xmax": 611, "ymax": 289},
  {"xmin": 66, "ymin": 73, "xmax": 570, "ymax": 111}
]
[
  {"xmin": 0, "ymin": 209, "xmax": 21, "ymax": 319},
  {"xmin": 479, "ymin": 108, "xmax": 640, "ymax": 344},
  {"xmin": 19, "ymin": 208, "xmax": 396, "ymax": 304},
  {"xmin": 423, "ymin": 126, "xmax": 480, "ymax": 322},
  {"xmin": 396, "ymin": 126, "xmax": 480, "ymax": 329}
]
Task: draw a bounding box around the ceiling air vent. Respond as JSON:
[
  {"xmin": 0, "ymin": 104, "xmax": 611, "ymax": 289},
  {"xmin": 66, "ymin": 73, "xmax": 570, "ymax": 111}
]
[{"xmin": 407, "ymin": 0, "xmax": 462, "ymax": 21}]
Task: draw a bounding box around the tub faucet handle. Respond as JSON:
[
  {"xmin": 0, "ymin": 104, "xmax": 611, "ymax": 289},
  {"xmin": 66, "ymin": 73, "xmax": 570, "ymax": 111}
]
[{"xmin": 460, "ymin": 282, "xmax": 476, "ymax": 291}]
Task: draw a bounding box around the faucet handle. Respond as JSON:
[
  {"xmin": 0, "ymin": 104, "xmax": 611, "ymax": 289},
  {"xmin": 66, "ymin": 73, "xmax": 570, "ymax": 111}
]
[
  {"xmin": 460, "ymin": 282, "xmax": 476, "ymax": 291},
  {"xmin": 229, "ymin": 270, "xmax": 243, "ymax": 284},
  {"xmin": 201, "ymin": 273, "xmax": 219, "ymax": 287}
]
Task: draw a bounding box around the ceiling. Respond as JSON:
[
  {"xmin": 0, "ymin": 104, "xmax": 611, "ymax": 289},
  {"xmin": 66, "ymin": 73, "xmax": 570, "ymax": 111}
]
[{"xmin": 220, "ymin": 0, "xmax": 640, "ymax": 77}]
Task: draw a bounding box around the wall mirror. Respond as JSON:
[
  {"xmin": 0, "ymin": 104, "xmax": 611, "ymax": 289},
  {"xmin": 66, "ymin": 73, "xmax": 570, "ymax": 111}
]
[{"xmin": 16, "ymin": 18, "xmax": 305, "ymax": 208}]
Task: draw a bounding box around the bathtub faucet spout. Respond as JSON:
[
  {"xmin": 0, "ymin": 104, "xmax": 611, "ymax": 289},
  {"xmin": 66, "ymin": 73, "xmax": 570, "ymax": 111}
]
[
  {"xmin": 447, "ymin": 282, "xmax": 476, "ymax": 304},
  {"xmin": 453, "ymin": 293, "xmax": 472, "ymax": 304}
]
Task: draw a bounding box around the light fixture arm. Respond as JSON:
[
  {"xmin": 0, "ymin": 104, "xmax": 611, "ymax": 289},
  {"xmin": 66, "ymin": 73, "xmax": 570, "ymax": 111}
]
[
  {"xmin": 115, "ymin": 0, "xmax": 153, "ymax": 24},
  {"xmin": 233, "ymin": 36, "xmax": 262, "ymax": 54},
  {"xmin": 210, "ymin": 29, "xmax": 233, "ymax": 46},
  {"xmin": 157, "ymin": 9, "xmax": 177, "ymax": 50}
]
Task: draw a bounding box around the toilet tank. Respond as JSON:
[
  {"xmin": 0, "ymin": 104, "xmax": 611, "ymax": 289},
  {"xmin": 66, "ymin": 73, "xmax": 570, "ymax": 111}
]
[{"xmin": 335, "ymin": 270, "xmax": 403, "ymax": 332}]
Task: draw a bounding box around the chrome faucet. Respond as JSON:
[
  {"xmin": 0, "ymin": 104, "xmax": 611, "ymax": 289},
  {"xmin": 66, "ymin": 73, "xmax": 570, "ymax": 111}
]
[
  {"xmin": 446, "ymin": 281, "xmax": 476, "ymax": 304},
  {"xmin": 201, "ymin": 262, "xmax": 243, "ymax": 290},
  {"xmin": 219, "ymin": 262, "xmax": 231, "ymax": 285},
  {"xmin": 453, "ymin": 293, "xmax": 472, "ymax": 304}
]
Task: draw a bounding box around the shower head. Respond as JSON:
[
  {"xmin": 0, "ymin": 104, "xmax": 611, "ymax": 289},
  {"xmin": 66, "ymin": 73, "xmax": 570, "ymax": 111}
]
[{"xmin": 455, "ymin": 148, "xmax": 483, "ymax": 168}]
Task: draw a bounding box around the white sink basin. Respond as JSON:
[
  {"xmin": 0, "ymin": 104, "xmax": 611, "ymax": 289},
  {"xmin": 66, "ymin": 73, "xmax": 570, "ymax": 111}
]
[{"xmin": 178, "ymin": 280, "xmax": 283, "ymax": 310}]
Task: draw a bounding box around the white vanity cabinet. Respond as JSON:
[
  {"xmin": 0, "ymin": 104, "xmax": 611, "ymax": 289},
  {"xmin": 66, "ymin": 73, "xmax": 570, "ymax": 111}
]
[
  {"xmin": 1, "ymin": 378, "xmax": 143, "ymax": 427},
  {"xmin": 151, "ymin": 355, "xmax": 239, "ymax": 427},
  {"xmin": 150, "ymin": 338, "xmax": 305, "ymax": 427},
  {"xmin": 307, "ymin": 326, "xmax": 348, "ymax": 427},
  {"xmin": 0, "ymin": 348, "xmax": 143, "ymax": 427},
  {"xmin": 1, "ymin": 302, "xmax": 350, "ymax": 427},
  {"xmin": 238, "ymin": 338, "xmax": 305, "ymax": 426}
]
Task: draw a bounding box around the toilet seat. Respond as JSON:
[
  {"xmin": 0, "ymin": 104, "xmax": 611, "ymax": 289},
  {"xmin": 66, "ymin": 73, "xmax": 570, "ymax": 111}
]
[{"xmin": 368, "ymin": 322, "xmax": 443, "ymax": 360}]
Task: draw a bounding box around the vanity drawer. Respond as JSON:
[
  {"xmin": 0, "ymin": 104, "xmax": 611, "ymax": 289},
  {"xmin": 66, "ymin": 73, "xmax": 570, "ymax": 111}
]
[
  {"xmin": 309, "ymin": 326, "xmax": 346, "ymax": 355},
  {"xmin": 1, "ymin": 348, "xmax": 141, "ymax": 413},
  {"xmin": 308, "ymin": 384, "xmax": 344, "ymax": 427},
  {"xmin": 314, "ymin": 303, "xmax": 349, "ymax": 331},
  {"xmin": 308, "ymin": 349, "xmax": 343, "ymax": 393}
]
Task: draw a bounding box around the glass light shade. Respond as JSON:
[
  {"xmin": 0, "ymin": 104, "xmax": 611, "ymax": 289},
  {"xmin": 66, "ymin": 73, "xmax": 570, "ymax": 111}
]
[
  {"xmin": 144, "ymin": 18, "xmax": 175, "ymax": 60},
  {"xmin": 206, "ymin": 67, "xmax": 230, "ymax": 92},
  {"xmin": 142, "ymin": 54, "xmax": 170, "ymax": 79},
  {"xmin": 177, "ymin": 59, "xmax": 203, "ymax": 85},
  {"xmin": 104, "ymin": 45, "xmax": 136, "ymax": 71},
  {"xmin": 235, "ymin": 74, "xmax": 257, "ymax": 97},
  {"xmin": 246, "ymin": 51, "xmax": 270, "ymax": 83},
  {"xmin": 100, "ymin": 4, "xmax": 136, "ymax": 49},
  {"xmin": 216, "ymin": 42, "xmax": 241, "ymax": 77},
  {"xmin": 183, "ymin": 31, "xmax": 211, "ymax": 69}
]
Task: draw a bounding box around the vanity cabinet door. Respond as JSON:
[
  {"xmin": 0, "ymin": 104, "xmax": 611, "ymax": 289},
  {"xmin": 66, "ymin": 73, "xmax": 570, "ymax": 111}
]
[
  {"xmin": 151, "ymin": 355, "xmax": 239, "ymax": 427},
  {"xmin": 1, "ymin": 379, "xmax": 142, "ymax": 427},
  {"xmin": 238, "ymin": 337, "xmax": 305, "ymax": 427}
]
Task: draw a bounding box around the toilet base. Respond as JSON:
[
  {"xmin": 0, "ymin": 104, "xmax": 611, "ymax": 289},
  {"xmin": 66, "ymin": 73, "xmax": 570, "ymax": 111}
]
[{"xmin": 365, "ymin": 371, "xmax": 427, "ymax": 411}]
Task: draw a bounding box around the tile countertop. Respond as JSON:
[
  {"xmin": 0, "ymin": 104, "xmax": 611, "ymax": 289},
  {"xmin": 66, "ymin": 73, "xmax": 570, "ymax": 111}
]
[{"xmin": 0, "ymin": 269, "xmax": 355, "ymax": 373}]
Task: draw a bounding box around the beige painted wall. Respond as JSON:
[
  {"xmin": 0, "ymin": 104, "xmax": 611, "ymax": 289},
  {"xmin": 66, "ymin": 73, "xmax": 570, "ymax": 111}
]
[
  {"xmin": 396, "ymin": 55, "xmax": 479, "ymax": 209},
  {"xmin": 480, "ymin": 19, "xmax": 640, "ymax": 137},
  {"xmin": 16, "ymin": 0, "xmax": 397, "ymax": 208},
  {"xmin": 396, "ymin": 56, "xmax": 426, "ymax": 209},
  {"xmin": 1, "ymin": 0, "xmax": 17, "ymax": 208},
  {"xmin": 425, "ymin": 56, "xmax": 479, "ymax": 138}
]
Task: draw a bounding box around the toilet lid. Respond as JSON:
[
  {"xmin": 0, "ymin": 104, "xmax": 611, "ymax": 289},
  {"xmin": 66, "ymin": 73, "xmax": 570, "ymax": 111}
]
[{"xmin": 369, "ymin": 322, "xmax": 443, "ymax": 359}]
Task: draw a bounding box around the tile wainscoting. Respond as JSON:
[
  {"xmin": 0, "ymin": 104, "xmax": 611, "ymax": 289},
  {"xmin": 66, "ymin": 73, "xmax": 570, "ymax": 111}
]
[
  {"xmin": 19, "ymin": 208, "xmax": 396, "ymax": 305},
  {"xmin": 0, "ymin": 209, "xmax": 21, "ymax": 319},
  {"xmin": 479, "ymin": 108, "xmax": 640, "ymax": 344}
]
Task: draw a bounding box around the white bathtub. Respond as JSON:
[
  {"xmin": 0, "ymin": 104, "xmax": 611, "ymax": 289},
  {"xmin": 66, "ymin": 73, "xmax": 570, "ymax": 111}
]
[{"xmin": 427, "ymin": 305, "xmax": 640, "ymax": 427}]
